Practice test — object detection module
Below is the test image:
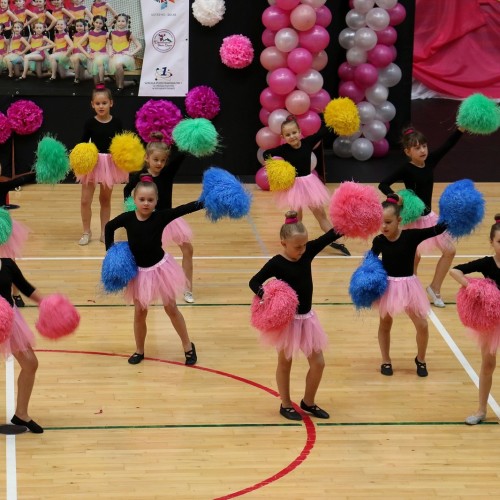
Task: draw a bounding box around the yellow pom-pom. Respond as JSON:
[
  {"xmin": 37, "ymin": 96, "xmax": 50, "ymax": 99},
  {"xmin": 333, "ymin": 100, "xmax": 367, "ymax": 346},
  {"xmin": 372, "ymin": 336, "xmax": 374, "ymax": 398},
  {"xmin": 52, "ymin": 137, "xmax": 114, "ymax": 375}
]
[
  {"xmin": 69, "ymin": 143, "xmax": 99, "ymax": 175},
  {"xmin": 109, "ymin": 132, "xmax": 146, "ymax": 173},
  {"xmin": 324, "ymin": 97, "xmax": 360, "ymax": 136},
  {"xmin": 265, "ymin": 157, "xmax": 296, "ymax": 192}
]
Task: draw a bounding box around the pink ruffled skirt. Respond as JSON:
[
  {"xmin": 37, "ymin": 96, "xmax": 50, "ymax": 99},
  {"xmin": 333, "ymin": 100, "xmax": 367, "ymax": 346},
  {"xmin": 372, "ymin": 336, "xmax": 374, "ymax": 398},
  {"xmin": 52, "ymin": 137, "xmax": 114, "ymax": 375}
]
[
  {"xmin": 0, "ymin": 308, "xmax": 35, "ymax": 358},
  {"xmin": 124, "ymin": 253, "xmax": 188, "ymax": 309},
  {"xmin": 161, "ymin": 217, "xmax": 193, "ymax": 247},
  {"xmin": 274, "ymin": 173, "xmax": 330, "ymax": 210},
  {"xmin": 467, "ymin": 323, "xmax": 500, "ymax": 355},
  {"xmin": 377, "ymin": 275, "xmax": 430, "ymax": 319},
  {"xmin": 260, "ymin": 309, "xmax": 328, "ymax": 360},
  {"xmin": 0, "ymin": 219, "xmax": 29, "ymax": 258},
  {"xmin": 76, "ymin": 153, "xmax": 129, "ymax": 189},
  {"xmin": 404, "ymin": 211, "xmax": 454, "ymax": 255}
]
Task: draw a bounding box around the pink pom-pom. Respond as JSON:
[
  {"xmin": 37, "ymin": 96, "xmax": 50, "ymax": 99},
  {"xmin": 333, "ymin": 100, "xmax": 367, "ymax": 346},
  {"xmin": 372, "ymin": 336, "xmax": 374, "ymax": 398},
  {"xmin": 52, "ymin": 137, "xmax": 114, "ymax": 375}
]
[
  {"xmin": 250, "ymin": 279, "xmax": 298, "ymax": 333},
  {"xmin": 329, "ymin": 182, "xmax": 383, "ymax": 239},
  {"xmin": 35, "ymin": 294, "xmax": 80, "ymax": 339},
  {"xmin": 7, "ymin": 100, "xmax": 43, "ymax": 135},
  {"xmin": 220, "ymin": 34, "xmax": 254, "ymax": 69},
  {"xmin": 0, "ymin": 296, "xmax": 14, "ymax": 344},
  {"xmin": 185, "ymin": 86, "xmax": 221, "ymax": 120},
  {"xmin": 135, "ymin": 99, "xmax": 182, "ymax": 145},
  {"xmin": 0, "ymin": 112, "xmax": 12, "ymax": 144}
]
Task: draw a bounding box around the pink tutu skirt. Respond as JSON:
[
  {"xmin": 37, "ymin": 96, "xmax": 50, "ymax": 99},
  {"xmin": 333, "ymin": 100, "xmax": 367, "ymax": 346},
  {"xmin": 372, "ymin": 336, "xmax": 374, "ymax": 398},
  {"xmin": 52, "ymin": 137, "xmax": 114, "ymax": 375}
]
[
  {"xmin": 0, "ymin": 219, "xmax": 29, "ymax": 258},
  {"xmin": 274, "ymin": 173, "xmax": 330, "ymax": 210},
  {"xmin": 467, "ymin": 323, "xmax": 500, "ymax": 355},
  {"xmin": 161, "ymin": 217, "xmax": 193, "ymax": 247},
  {"xmin": 260, "ymin": 309, "xmax": 327, "ymax": 360},
  {"xmin": 76, "ymin": 153, "xmax": 129, "ymax": 189},
  {"xmin": 404, "ymin": 211, "xmax": 454, "ymax": 255},
  {"xmin": 377, "ymin": 275, "xmax": 430, "ymax": 319},
  {"xmin": 0, "ymin": 307, "xmax": 35, "ymax": 358},
  {"xmin": 124, "ymin": 253, "xmax": 188, "ymax": 309}
]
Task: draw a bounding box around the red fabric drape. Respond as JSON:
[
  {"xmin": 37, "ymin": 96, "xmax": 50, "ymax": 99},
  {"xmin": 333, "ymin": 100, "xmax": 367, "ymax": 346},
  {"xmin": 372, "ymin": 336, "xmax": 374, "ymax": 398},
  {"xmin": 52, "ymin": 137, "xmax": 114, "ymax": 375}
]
[{"xmin": 413, "ymin": 0, "xmax": 500, "ymax": 98}]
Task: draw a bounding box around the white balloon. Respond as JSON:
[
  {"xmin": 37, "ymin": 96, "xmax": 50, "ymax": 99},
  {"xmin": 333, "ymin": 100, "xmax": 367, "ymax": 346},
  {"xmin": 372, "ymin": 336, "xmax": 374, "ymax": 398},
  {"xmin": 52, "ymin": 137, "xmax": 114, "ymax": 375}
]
[
  {"xmin": 354, "ymin": 27, "xmax": 378, "ymax": 51},
  {"xmin": 333, "ymin": 136, "xmax": 353, "ymax": 158},
  {"xmin": 346, "ymin": 9, "xmax": 366, "ymax": 29},
  {"xmin": 351, "ymin": 138, "xmax": 374, "ymax": 161},
  {"xmin": 353, "ymin": 0, "xmax": 375, "ymax": 14},
  {"xmin": 310, "ymin": 152, "xmax": 317, "ymax": 170},
  {"xmin": 257, "ymin": 148, "xmax": 265, "ymax": 164},
  {"xmin": 365, "ymin": 7, "xmax": 390, "ymax": 31},
  {"xmin": 375, "ymin": 100, "xmax": 396, "ymax": 122},
  {"xmin": 268, "ymin": 108, "xmax": 289, "ymax": 135},
  {"xmin": 378, "ymin": 63, "xmax": 402, "ymax": 87},
  {"xmin": 362, "ymin": 119, "xmax": 387, "ymax": 141},
  {"xmin": 346, "ymin": 46, "xmax": 367, "ymax": 66},
  {"xmin": 375, "ymin": 0, "xmax": 398, "ymax": 8},
  {"xmin": 365, "ymin": 83, "xmax": 389, "ymax": 105},
  {"xmin": 301, "ymin": 0, "xmax": 327, "ymax": 7},
  {"xmin": 357, "ymin": 101, "xmax": 376, "ymax": 124},
  {"xmin": 296, "ymin": 69, "xmax": 324, "ymax": 94},
  {"xmin": 338, "ymin": 28, "xmax": 356, "ymax": 50}
]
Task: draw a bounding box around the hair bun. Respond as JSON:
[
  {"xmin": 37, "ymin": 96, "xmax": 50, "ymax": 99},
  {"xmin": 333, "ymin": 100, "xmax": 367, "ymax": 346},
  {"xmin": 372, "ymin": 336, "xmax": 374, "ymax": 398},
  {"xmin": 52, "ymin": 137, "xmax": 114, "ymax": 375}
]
[
  {"xmin": 149, "ymin": 131, "xmax": 164, "ymax": 142},
  {"xmin": 140, "ymin": 174, "xmax": 154, "ymax": 183}
]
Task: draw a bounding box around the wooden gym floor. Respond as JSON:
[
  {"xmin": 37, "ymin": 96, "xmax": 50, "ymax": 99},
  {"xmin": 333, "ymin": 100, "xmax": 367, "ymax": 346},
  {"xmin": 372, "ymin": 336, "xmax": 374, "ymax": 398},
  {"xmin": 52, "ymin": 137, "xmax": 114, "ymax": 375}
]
[{"xmin": 1, "ymin": 182, "xmax": 499, "ymax": 499}]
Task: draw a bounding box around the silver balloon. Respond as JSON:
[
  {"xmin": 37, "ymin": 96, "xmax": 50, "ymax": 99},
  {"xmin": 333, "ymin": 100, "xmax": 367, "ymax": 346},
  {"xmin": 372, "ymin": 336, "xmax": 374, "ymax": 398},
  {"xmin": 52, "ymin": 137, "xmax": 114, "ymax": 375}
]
[
  {"xmin": 333, "ymin": 136, "xmax": 353, "ymax": 158},
  {"xmin": 357, "ymin": 101, "xmax": 376, "ymax": 124},
  {"xmin": 351, "ymin": 138, "xmax": 374, "ymax": 161},
  {"xmin": 310, "ymin": 152, "xmax": 317, "ymax": 170},
  {"xmin": 347, "ymin": 130, "xmax": 362, "ymax": 140},
  {"xmin": 346, "ymin": 9, "xmax": 366, "ymax": 30},
  {"xmin": 338, "ymin": 28, "xmax": 356, "ymax": 50},
  {"xmin": 378, "ymin": 63, "xmax": 402, "ymax": 88},
  {"xmin": 365, "ymin": 7, "xmax": 390, "ymax": 31},
  {"xmin": 346, "ymin": 46, "xmax": 367, "ymax": 66},
  {"xmin": 362, "ymin": 119, "xmax": 387, "ymax": 141},
  {"xmin": 375, "ymin": 0, "xmax": 398, "ymax": 8},
  {"xmin": 374, "ymin": 100, "xmax": 396, "ymax": 122},
  {"xmin": 365, "ymin": 83, "xmax": 389, "ymax": 105},
  {"xmin": 353, "ymin": 27, "xmax": 378, "ymax": 51},
  {"xmin": 353, "ymin": 0, "xmax": 375, "ymax": 14}
]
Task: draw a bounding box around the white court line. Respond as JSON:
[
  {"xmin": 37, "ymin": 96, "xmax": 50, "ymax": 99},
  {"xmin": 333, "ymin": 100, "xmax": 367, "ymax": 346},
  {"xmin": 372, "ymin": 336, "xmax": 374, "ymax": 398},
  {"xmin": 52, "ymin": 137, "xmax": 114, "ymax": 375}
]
[
  {"xmin": 5, "ymin": 356, "xmax": 18, "ymax": 500},
  {"xmin": 428, "ymin": 310, "xmax": 500, "ymax": 420}
]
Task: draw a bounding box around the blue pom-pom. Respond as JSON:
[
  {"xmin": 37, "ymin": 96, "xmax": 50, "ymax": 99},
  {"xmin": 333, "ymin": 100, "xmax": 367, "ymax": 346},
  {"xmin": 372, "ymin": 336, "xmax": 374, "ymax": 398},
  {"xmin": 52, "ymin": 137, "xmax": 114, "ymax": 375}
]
[
  {"xmin": 199, "ymin": 167, "xmax": 252, "ymax": 222},
  {"xmin": 349, "ymin": 251, "xmax": 388, "ymax": 310},
  {"xmin": 438, "ymin": 179, "xmax": 485, "ymax": 238},
  {"xmin": 101, "ymin": 242, "xmax": 138, "ymax": 293}
]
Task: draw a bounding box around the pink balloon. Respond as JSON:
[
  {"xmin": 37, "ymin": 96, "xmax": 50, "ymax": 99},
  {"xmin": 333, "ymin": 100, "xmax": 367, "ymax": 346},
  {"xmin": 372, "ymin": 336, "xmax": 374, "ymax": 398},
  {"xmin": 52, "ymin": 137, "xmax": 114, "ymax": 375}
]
[
  {"xmin": 275, "ymin": 0, "xmax": 300, "ymax": 10},
  {"xmin": 367, "ymin": 44, "xmax": 394, "ymax": 68},
  {"xmin": 298, "ymin": 25, "xmax": 330, "ymax": 53},
  {"xmin": 338, "ymin": 62, "xmax": 356, "ymax": 81},
  {"xmin": 290, "ymin": 4, "xmax": 317, "ymax": 31},
  {"xmin": 371, "ymin": 138, "xmax": 389, "ymax": 158},
  {"xmin": 315, "ymin": 6, "xmax": 332, "ymax": 28},
  {"xmin": 256, "ymin": 127, "xmax": 281, "ymax": 149},
  {"xmin": 311, "ymin": 50, "xmax": 328, "ymax": 71},
  {"xmin": 262, "ymin": 6, "xmax": 290, "ymax": 31},
  {"xmin": 260, "ymin": 87, "xmax": 287, "ymax": 111},
  {"xmin": 259, "ymin": 107, "xmax": 271, "ymax": 126},
  {"xmin": 287, "ymin": 47, "xmax": 313, "ymax": 74},
  {"xmin": 296, "ymin": 110, "xmax": 321, "ymax": 136},
  {"xmin": 260, "ymin": 47, "xmax": 288, "ymax": 71},
  {"xmin": 388, "ymin": 45, "xmax": 397, "ymax": 62},
  {"xmin": 354, "ymin": 63, "xmax": 378, "ymax": 88},
  {"xmin": 376, "ymin": 26, "xmax": 397, "ymax": 45},
  {"xmin": 255, "ymin": 166, "xmax": 270, "ymax": 190},
  {"xmin": 339, "ymin": 80, "xmax": 365, "ymax": 103},
  {"xmin": 262, "ymin": 28, "xmax": 276, "ymax": 47},
  {"xmin": 285, "ymin": 90, "xmax": 311, "ymax": 115},
  {"xmin": 309, "ymin": 89, "xmax": 331, "ymax": 113},
  {"xmin": 387, "ymin": 3, "xmax": 406, "ymax": 26},
  {"xmin": 268, "ymin": 67, "xmax": 297, "ymax": 95}
]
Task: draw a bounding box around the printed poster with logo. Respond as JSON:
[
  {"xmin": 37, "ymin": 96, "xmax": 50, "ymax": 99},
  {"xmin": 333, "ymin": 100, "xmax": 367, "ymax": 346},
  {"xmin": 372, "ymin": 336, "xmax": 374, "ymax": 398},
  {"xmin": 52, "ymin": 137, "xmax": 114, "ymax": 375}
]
[{"xmin": 138, "ymin": 0, "xmax": 189, "ymax": 97}]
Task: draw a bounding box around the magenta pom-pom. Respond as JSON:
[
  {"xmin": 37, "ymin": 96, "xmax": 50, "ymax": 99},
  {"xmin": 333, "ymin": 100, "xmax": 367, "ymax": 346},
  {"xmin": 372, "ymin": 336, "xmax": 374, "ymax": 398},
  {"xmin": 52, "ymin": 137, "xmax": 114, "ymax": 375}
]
[
  {"xmin": 7, "ymin": 100, "xmax": 43, "ymax": 135},
  {"xmin": 0, "ymin": 112, "xmax": 12, "ymax": 144},
  {"xmin": 185, "ymin": 86, "xmax": 221, "ymax": 120},
  {"xmin": 35, "ymin": 294, "xmax": 80, "ymax": 339},
  {"xmin": 135, "ymin": 99, "xmax": 182, "ymax": 145},
  {"xmin": 0, "ymin": 296, "xmax": 14, "ymax": 344},
  {"xmin": 220, "ymin": 34, "xmax": 254, "ymax": 69},
  {"xmin": 250, "ymin": 279, "xmax": 298, "ymax": 333},
  {"xmin": 329, "ymin": 182, "xmax": 383, "ymax": 239}
]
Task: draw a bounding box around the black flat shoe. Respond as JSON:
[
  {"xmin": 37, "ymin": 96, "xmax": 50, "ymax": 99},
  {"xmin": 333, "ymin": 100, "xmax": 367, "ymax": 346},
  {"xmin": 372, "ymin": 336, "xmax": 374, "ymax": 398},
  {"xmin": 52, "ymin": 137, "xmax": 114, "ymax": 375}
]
[
  {"xmin": 128, "ymin": 352, "xmax": 144, "ymax": 365},
  {"xmin": 415, "ymin": 356, "xmax": 428, "ymax": 377},
  {"xmin": 381, "ymin": 363, "xmax": 393, "ymax": 376},
  {"xmin": 11, "ymin": 415, "xmax": 44, "ymax": 434},
  {"xmin": 280, "ymin": 405, "xmax": 302, "ymax": 421},
  {"xmin": 300, "ymin": 400, "xmax": 330, "ymax": 419},
  {"xmin": 330, "ymin": 242, "xmax": 351, "ymax": 256},
  {"xmin": 13, "ymin": 295, "xmax": 25, "ymax": 307},
  {"xmin": 184, "ymin": 342, "xmax": 197, "ymax": 366}
]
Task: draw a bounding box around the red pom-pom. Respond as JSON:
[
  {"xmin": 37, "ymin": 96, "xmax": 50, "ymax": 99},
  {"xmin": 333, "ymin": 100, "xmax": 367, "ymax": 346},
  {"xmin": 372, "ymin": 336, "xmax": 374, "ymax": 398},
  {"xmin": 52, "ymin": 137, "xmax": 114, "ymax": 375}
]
[
  {"xmin": 35, "ymin": 294, "xmax": 80, "ymax": 339},
  {"xmin": 0, "ymin": 112, "xmax": 12, "ymax": 144},
  {"xmin": 7, "ymin": 100, "xmax": 43, "ymax": 135},
  {"xmin": 135, "ymin": 99, "xmax": 182, "ymax": 145},
  {"xmin": 329, "ymin": 181, "xmax": 383, "ymax": 238},
  {"xmin": 250, "ymin": 279, "xmax": 298, "ymax": 333},
  {"xmin": 0, "ymin": 296, "xmax": 14, "ymax": 344}
]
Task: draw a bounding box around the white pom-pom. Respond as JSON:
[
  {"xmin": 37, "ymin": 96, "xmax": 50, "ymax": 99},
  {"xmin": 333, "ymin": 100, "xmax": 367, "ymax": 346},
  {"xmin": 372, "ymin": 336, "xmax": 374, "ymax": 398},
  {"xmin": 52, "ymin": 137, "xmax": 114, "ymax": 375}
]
[{"xmin": 192, "ymin": 0, "xmax": 226, "ymax": 27}]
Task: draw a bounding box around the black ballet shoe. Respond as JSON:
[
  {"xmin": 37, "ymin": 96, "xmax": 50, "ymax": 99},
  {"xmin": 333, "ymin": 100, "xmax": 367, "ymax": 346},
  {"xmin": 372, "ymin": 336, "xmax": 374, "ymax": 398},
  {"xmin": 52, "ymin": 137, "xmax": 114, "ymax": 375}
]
[
  {"xmin": 380, "ymin": 363, "xmax": 393, "ymax": 376},
  {"xmin": 415, "ymin": 356, "xmax": 428, "ymax": 377},
  {"xmin": 184, "ymin": 342, "xmax": 197, "ymax": 366},
  {"xmin": 128, "ymin": 352, "xmax": 144, "ymax": 365},
  {"xmin": 329, "ymin": 242, "xmax": 351, "ymax": 256},
  {"xmin": 279, "ymin": 405, "xmax": 302, "ymax": 421},
  {"xmin": 11, "ymin": 415, "xmax": 44, "ymax": 434},
  {"xmin": 300, "ymin": 400, "xmax": 330, "ymax": 419},
  {"xmin": 12, "ymin": 295, "xmax": 25, "ymax": 307}
]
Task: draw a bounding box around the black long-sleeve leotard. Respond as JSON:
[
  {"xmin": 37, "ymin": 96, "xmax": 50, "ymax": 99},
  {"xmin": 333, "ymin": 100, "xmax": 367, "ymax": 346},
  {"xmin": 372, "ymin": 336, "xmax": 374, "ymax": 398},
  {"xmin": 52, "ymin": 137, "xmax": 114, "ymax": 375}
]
[
  {"xmin": 453, "ymin": 257, "xmax": 500, "ymax": 289},
  {"xmin": 249, "ymin": 229, "xmax": 341, "ymax": 314},
  {"xmin": 0, "ymin": 172, "xmax": 36, "ymax": 206},
  {"xmin": 81, "ymin": 116, "xmax": 123, "ymax": 153},
  {"xmin": 0, "ymin": 258, "xmax": 35, "ymax": 307}
]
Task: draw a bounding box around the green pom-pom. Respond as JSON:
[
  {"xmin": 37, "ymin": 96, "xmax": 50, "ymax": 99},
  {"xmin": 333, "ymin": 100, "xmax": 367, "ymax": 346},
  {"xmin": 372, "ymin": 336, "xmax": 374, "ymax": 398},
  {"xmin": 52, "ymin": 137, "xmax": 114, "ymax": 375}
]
[
  {"xmin": 172, "ymin": 118, "xmax": 218, "ymax": 157},
  {"xmin": 456, "ymin": 94, "xmax": 500, "ymax": 135},
  {"xmin": 398, "ymin": 189, "xmax": 425, "ymax": 225},
  {"xmin": 0, "ymin": 208, "xmax": 13, "ymax": 245},
  {"xmin": 34, "ymin": 135, "xmax": 69, "ymax": 184},
  {"xmin": 124, "ymin": 196, "xmax": 136, "ymax": 212}
]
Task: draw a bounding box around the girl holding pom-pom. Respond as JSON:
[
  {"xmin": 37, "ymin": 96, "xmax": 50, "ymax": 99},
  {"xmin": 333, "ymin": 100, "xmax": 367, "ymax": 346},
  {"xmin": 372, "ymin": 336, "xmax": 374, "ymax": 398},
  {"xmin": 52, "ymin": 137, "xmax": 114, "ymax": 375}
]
[
  {"xmin": 449, "ymin": 215, "xmax": 500, "ymax": 425},
  {"xmin": 105, "ymin": 177, "xmax": 204, "ymax": 366},
  {"xmin": 124, "ymin": 132, "xmax": 196, "ymax": 304},
  {"xmin": 263, "ymin": 115, "xmax": 351, "ymax": 257},
  {"xmin": 372, "ymin": 195, "xmax": 448, "ymax": 377},
  {"xmin": 378, "ymin": 126, "xmax": 464, "ymax": 308},
  {"xmin": 249, "ymin": 211, "xmax": 343, "ymax": 421}
]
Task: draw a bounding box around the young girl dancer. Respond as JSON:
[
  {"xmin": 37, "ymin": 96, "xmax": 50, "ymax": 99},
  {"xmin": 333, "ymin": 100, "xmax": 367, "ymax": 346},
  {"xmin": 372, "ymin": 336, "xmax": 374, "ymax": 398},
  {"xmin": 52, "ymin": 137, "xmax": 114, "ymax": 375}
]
[
  {"xmin": 46, "ymin": 18, "xmax": 72, "ymax": 81},
  {"xmin": 77, "ymin": 84, "xmax": 127, "ymax": 245},
  {"xmin": 108, "ymin": 13, "xmax": 141, "ymax": 92},
  {"xmin": 69, "ymin": 17, "xmax": 87, "ymax": 83},
  {"xmin": 378, "ymin": 126, "xmax": 464, "ymax": 308},
  {"xmin": 90, "ymin": 0, "xmax": 116, "ymax": 23},
  {"xmin": 29, "ymin": 0, "xmax": 56, "ymax": 31},
  {"xmin": 124, "ymin": 132, "xmax": 195, "ymax": 304},
  {"xmin": 372, "ymin": 194, "xmax": 447, "ymax": 377},
  {"xmin": 3, "ymin": 20, "xmax": 29, "ymax": 77},
  {"xmin": 249, "ymin": 211, "xmax": 342, "ymax": 421},
  {"xmin": 0, "ymin": 0, "xmax": 17, "ymax": 37},
  {"xmin": 449, "ymin": 214, "xmax": 500, "ymax": 425},
  {"xmin": 78, "ymin": 14, "xmax": 108, "ymax": 85},
  {"xmin": 0, "ymin": 23, "xmax": 8, "ymax": 70},
  {"xmin": 105, "ymin": 178, "xmax": 203, "ymax": 365},
  {"xmin": 263, "ymin": 115, "xmax": 351, "ymax": 257},
  {"xmin": 17, "ymin": 20, "xmax": 54, "ymax": 79},
  {"xmin": 11, "ymin": 0, "xmax": 37, "ymax": 34},
  {"xmin": 48, "ymin": 0, "xmax": 75, "ymax": 26},
  {"xmin": 66, "ymin": 0, "xmax": 91, "ymax": 23}
]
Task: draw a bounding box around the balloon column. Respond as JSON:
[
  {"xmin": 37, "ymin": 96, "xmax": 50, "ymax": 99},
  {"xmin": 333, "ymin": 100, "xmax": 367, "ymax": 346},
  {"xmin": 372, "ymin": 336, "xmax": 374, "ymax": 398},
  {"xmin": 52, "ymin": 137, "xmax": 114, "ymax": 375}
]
[
  {"xmin": 256, "ymin": 0, "xmax": 332, "ymax": 189},
  {"xmin": 334, "ymin": 0, "xmax": 405, "ymax": 161}
]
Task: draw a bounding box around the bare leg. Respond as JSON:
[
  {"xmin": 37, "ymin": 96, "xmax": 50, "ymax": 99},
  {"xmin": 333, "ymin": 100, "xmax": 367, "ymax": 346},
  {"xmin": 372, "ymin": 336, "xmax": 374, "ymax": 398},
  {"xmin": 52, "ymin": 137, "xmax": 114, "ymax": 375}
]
[
  {"xmin": 378, "ymin": 314, "xmax": 393, "ymax": 364},
  {"xmin": 303, "ymin": 350, "xmax": 325, "ymax": 406},
  {"xmin": 179, "ymin": 242, "xmax": 194, "ymax": 293},
  {"xmin": 133, "ymin": 302, "xmax": 148, "ymax": 354},
  {"xmin": 408, "ymin": 311, "xmax": 429, "ymax": 362},
  {"xmin": 296, "ymin": 208, "xmax": 303, "ymax": 221},
  {"xmin": 98, "ymin": 184, "xmax": 113, "ymax": 240},
  {"xmin": 276, "ymin": 350, "xmax": 293, "ymax": 407},
  {"xmin": 80, "ymin": 183, "xmax": 96, "ymax": 234},
  {"xmin": 310, "ymin": 205, "xmax": 333, "ymax": 233},
  {"xmin": 429, "ymin": 245, "xmax": 456, "ymax": 296},
  {"xmin": 476, "ymin": 345, "xmax": 497, "ymax": 417},
  {"xmin": 12, "ymin": 347, "xmax": 39, "ymax": 421},
  {"xmin": 163, "ymin": 299, "xmax": 192, "ymax": 352},
  {"xmin": 114, "ymin": 64, "xmax": 124, "ymax": 89}
]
